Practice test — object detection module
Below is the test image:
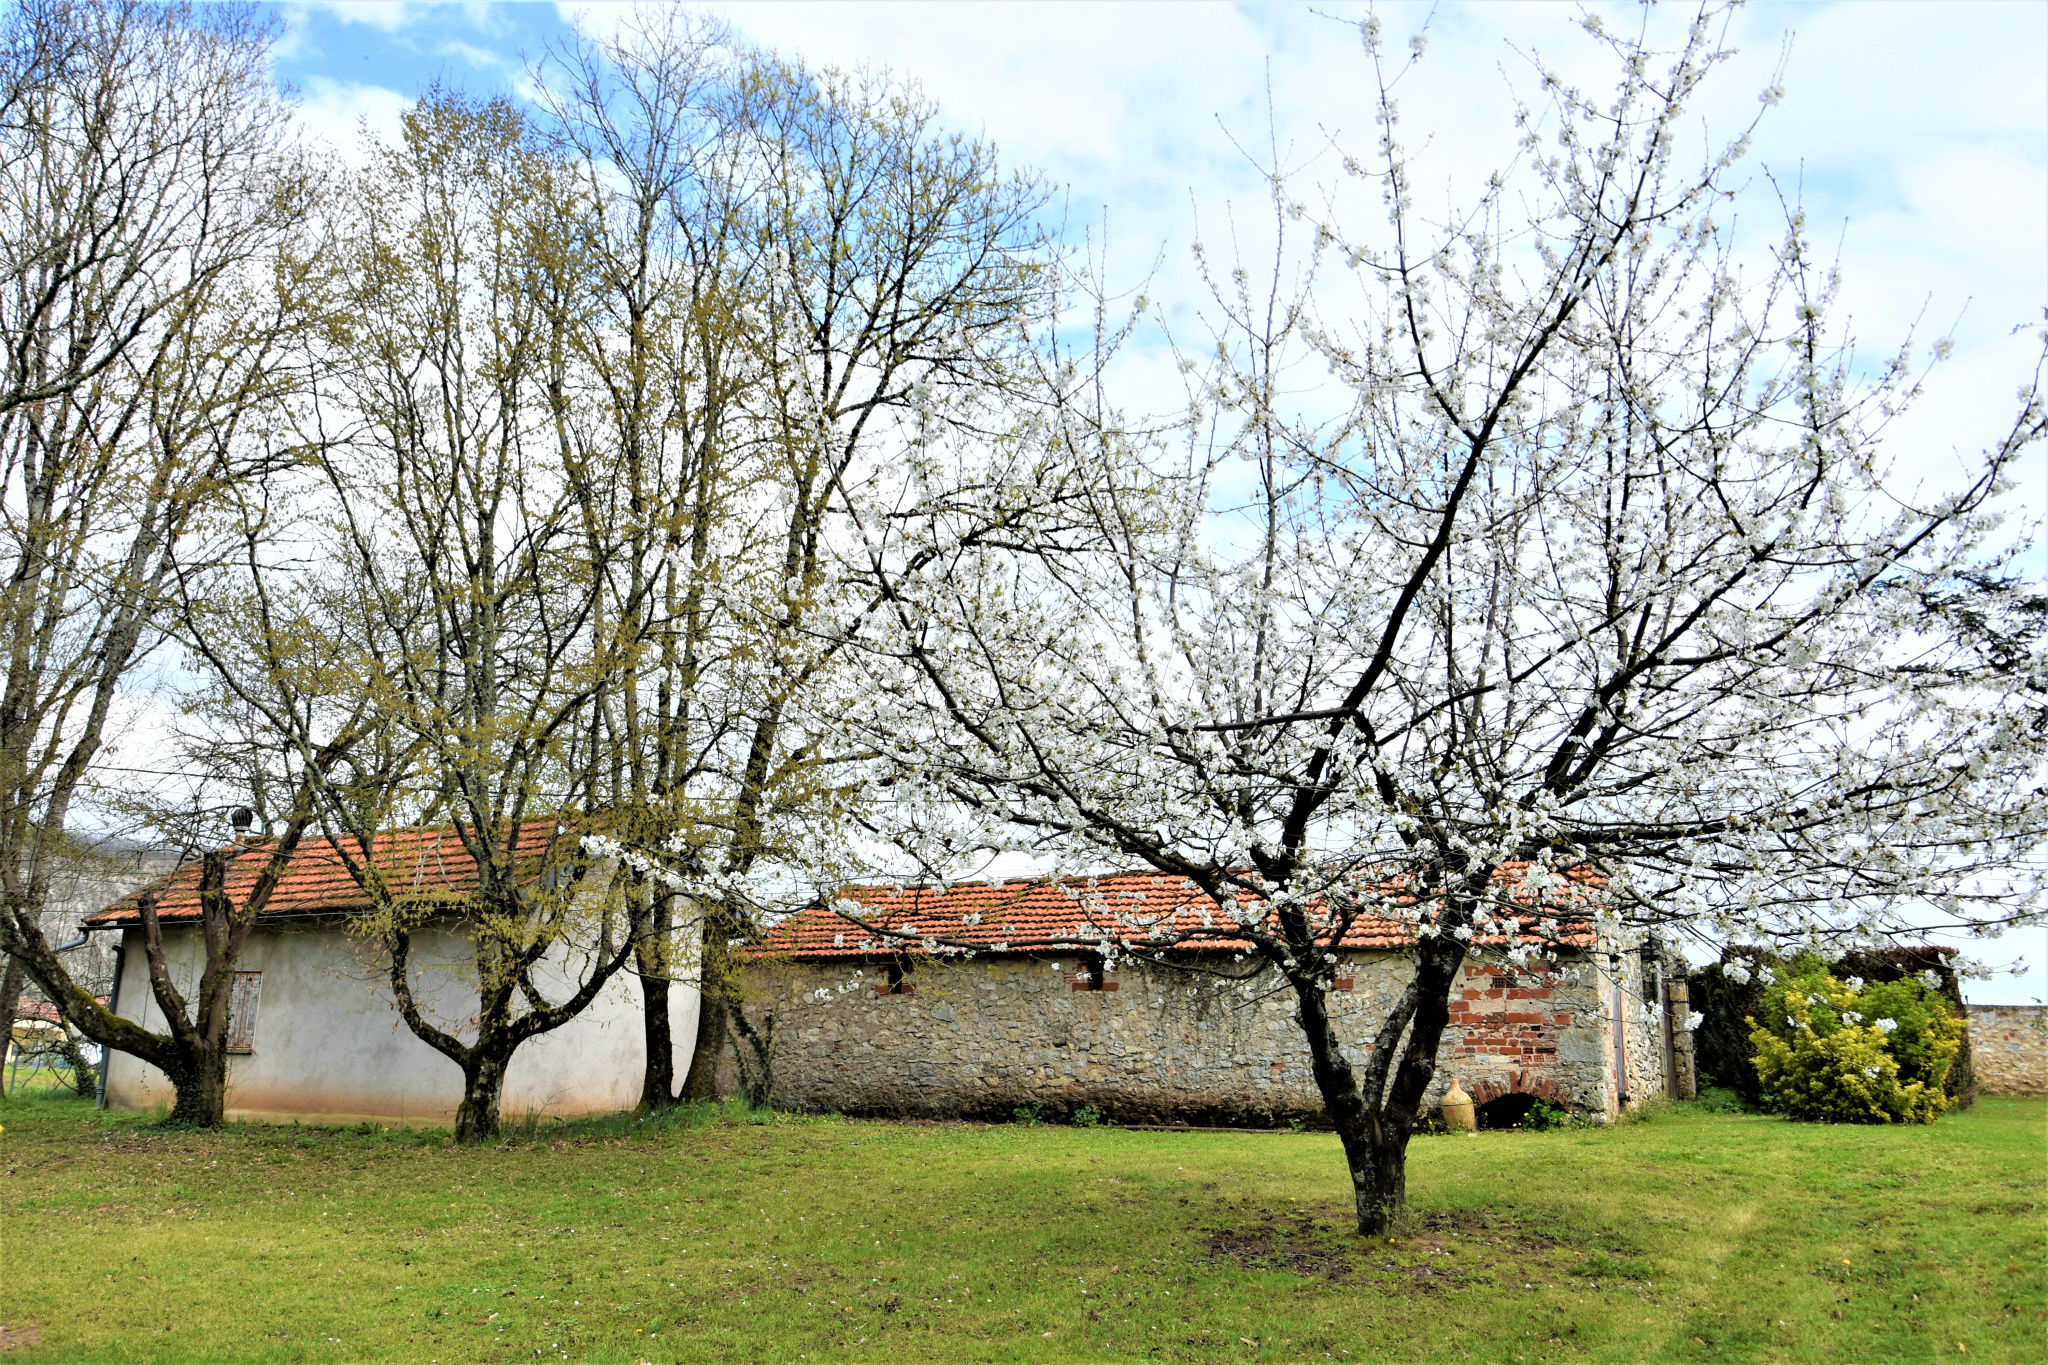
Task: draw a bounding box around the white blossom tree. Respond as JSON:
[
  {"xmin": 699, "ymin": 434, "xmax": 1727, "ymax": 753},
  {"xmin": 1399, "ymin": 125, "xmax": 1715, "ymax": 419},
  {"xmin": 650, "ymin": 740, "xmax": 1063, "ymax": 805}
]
[{"xmin": 835, "ymin": 5, "xmax": 2048, "ymax": 1235}]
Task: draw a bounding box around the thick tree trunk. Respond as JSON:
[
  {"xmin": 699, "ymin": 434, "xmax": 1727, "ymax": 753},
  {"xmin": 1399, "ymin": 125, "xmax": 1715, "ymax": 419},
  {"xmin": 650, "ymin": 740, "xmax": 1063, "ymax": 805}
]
[
  {"xmin": 163, "ymin": 1038, "xmax": 230, "ymax": 1127},
  {"xmin": 729, "ymin": 1006, "xmax": 773, "ymax": 1107},
  {"xmin": 0, "ymin": 954, "xmax": 23, "ymax": 1096},
  {"xmin": 1298, "ymin": 933, "xmax": 1467, "ymax": 1237},
  {"xmin": 1339, "ymin": 1118, "xmax": 1411, "ymax": 1236},
  {"xmin": 680, "ymin": 993, "xmax": 727, "ymax": 1102},
  {"xmin": 455, "ymin": 1054, "xmax": 508, "ymax": 1143},
  {"xmin": 636, "ymin": 964, "xmax": 676, "ymax": 1110},
  {"xmin": 1323, "ymin": 1067, "xmax": 1420, "ymax": 1236}
]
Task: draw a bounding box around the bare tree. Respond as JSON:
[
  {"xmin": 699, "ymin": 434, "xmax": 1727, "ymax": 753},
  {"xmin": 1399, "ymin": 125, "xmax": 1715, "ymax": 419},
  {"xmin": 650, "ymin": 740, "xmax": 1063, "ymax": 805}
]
[
  {"xmin": 678, "ymin": 54, "xmax": 1060, "ymax": 1096},
  {"xmin": 0, "ymin": 0, "xmax": 316, "ymax": 1125},
  {"xmin": 0, "ymin": 2, "xmax": 288, "ymax": 415},
  {"xmin": 531, "ymin": 27, "xmax": 1063, "ymax": 1107},
  {"xmin": 194, "ymin": 92, "xmax": 655, "ymax": 1143},
  {"xmin": 534, "ymin": 13, "xmax": 767, "ymax": 1112},
  {"xmin": 839, "ymin": 6, "xmax": 2048, "ymax": 1234}
]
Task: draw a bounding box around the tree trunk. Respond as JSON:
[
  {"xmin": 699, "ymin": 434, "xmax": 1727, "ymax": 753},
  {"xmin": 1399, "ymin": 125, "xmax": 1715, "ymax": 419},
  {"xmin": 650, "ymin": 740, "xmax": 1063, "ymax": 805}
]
[
  {"xmin": 1324, "ymin": 1069, "xmax": 1421, "ymax": 1236},
  {"xmin": 163, "ymin": 1038, "xmax": 229, "ymax": 1127},
  {"xmin": 0, "ymin": 954, "xmax": 23, "ymax": 1097},
  {"xmin": 729, "ymin": 1006, "xmax": 773, "ymax": 1108},
  {"xmin": 681, "ymin": 993, "xmax": 727, "ymax": 1102},
  {"xmin": 636, "ymin": 961, "xmax": 676, "ymax": 1110},
  {"xmin": 1299, "ymin": 934, "xmax": 1467, "ymax": 1237},
  {"xmin": 1340, "ymin": 1117, "xmax": 1411, "ymax": 1237},
  {"xmin": 455, "ymin": 1054, "xmax": 509, "ymax": 1143}
]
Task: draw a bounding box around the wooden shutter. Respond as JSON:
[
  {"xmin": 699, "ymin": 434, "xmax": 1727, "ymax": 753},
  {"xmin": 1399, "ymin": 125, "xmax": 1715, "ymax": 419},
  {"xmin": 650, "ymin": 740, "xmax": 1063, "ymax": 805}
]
[{"xmin": 226, "ymin": 972, "xmax": 263, "ymax": 1053}]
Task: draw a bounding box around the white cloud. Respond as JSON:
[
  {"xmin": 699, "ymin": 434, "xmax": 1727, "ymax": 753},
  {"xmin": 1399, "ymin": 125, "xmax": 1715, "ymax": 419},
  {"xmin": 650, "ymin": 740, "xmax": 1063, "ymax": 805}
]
[
  {"xmin": 287, "ymin": 1, "xmax": 416, "ymax": 37},
  {"xmin": 552, "ymin": 0, "xmax": 2045, "ymax": 990},
  {"xmin": 293, "ymin": 76, "xmax": 412, "ymax": 166},
  {"xmin": 437, "ymin": 37, "xmax": 515, "ymax": 73},
  {"xmin": 276, "ymin": 2, "xmax": 522, "ymax": 63},
  {"xmin": 538, "ymin": 2, "xmax": 2039, "ymax": 487},
  {"xmin": 276, "ymin": 0, "xmax": 415, "ymax": 60}
]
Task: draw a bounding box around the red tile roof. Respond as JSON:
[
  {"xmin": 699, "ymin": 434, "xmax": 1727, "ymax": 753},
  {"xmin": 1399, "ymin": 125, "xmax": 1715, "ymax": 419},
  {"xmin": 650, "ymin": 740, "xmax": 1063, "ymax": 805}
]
[
  {"xmin": 11, "ymin": 997, "xmax": 85, "ymax": 1026},
  {"xmin": 81, "ymin": 822, "xmax": 576, "ymax": 929},
  {"xmin": 758, "ymin": 864, "xmax": 1599, "ymax": 961}
]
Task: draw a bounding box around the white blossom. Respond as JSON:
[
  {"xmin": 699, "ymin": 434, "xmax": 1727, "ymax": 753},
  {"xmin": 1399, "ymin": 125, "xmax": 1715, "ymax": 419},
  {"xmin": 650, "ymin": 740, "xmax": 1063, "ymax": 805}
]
[{"xmin": 804, "ymin": 7, "xmax": 2048, "ymax": 1235}]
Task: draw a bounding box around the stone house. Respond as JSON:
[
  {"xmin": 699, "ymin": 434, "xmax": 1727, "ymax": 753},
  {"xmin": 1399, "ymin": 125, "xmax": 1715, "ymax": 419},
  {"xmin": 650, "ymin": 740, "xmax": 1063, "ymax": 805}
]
[
  {"xmin": 732, "ymin": 871, "xmax": 1675, "ymax": 1126},
  {"xmin": 81, "ymin": 827, "xmax": 696, "ymax": 1125}
]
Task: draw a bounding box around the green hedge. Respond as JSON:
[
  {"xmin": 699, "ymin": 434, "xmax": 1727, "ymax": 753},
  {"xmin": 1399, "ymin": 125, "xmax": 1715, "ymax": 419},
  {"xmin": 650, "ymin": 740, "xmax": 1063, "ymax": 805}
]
[
  {"xmin": 1749, "ymin": 959, "xmax": 1962, "ymax": 1123},
  {"xmin": 1690, "ymin": 945, "xmax": 1973, "ymax": 1109}
]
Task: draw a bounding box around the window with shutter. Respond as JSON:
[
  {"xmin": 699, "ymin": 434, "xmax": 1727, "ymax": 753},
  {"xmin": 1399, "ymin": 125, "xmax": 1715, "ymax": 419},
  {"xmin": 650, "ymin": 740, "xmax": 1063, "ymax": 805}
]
[
  {"xmin": 874, "ymin": 958, "xmax": 914, "ymax": 996},
  {"xmin": 1071, "ymin": 957, "xmax": 1118, "ymax": 992},
  {"xmin": 226, "ymin": 972, "xmax": 263, "ymax": 1053}
]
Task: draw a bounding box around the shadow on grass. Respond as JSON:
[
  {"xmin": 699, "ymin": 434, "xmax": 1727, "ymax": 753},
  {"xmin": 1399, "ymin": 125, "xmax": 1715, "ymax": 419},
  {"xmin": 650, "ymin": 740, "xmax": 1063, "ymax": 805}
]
[
  {"xmin": 492, "ymin": 1097, "xmax": 834, "ymax": 1146},
  {"xmin": 0, "ymin": 1080, "xmax": 829, "ymax": 1149}
]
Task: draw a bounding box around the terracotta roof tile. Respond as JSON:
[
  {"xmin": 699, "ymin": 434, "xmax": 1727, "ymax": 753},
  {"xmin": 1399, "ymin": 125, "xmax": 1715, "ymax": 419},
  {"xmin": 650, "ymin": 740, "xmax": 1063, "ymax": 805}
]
[
  {"xmin": 758, "ymin": 864, "xmax": 1599, "ymax": 961},
  {"xmin": 82, "ymin": 822, "xmax": 574, "ymax": 929},
  {"xmin": 11, "ymin": 996, "xmax": 90, "ymax": 1026}
]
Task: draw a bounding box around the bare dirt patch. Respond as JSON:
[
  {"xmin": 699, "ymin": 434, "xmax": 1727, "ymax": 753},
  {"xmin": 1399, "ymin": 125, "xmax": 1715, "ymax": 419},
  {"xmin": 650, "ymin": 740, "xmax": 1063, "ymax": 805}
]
[
  {"xmin": 1205, "ymin": 1206, "xmax": 1634, "ymax": 1296},
  {"xmin": 0, "ymin": 1323, "xmax": 42, "ymax": 1353},
  {"xmin": 1203, "ymin": 1212, "xmax": 1352, "ymax": 1279},
  {"xmin": 1405, "ymin": 1208, "xmax": 1570, "ymax": 1255}
]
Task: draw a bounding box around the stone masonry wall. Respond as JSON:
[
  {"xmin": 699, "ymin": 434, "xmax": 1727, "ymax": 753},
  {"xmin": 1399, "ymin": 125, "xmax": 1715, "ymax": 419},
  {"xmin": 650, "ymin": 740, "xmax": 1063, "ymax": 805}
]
[
  {"xmin": 735, "ymin": 948, "xmax": 1651, "ymax": 1126},
  {"xmin": 1966, "ymin": 1005, "xmax": 2047, "ymax": 1095}
]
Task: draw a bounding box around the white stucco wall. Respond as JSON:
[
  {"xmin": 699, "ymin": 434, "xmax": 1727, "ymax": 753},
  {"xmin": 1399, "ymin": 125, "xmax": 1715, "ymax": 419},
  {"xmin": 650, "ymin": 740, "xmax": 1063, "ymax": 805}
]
[{"xmin": 101, "ymin": 921, "xmax": 699, "ymax": 1125}]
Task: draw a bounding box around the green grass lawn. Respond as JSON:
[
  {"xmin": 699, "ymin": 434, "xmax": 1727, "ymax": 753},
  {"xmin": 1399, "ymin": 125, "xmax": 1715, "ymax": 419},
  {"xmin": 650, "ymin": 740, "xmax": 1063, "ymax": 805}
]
[{"xmin": 0, "ymin": 1090, "xmax": 2040, "ymax": 1364}]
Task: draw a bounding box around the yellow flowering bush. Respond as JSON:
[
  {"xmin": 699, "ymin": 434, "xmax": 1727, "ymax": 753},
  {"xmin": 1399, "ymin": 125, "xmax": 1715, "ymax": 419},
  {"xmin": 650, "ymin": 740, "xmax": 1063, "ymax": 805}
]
[{"xmin": 1748, "ymin": 959, "xmax": 1962, "ymax": 1124}]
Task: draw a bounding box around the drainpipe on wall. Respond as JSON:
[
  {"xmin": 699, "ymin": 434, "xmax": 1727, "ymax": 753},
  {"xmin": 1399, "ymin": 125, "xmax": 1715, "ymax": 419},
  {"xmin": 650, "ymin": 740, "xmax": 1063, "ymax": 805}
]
[
  {"xmin": 1608, "ymin": 951, "xmax": 1629, "ymax": 1111},
  {"xmin": 96, "ymin": 934, "xmax": 124, "ymax": 1109}
]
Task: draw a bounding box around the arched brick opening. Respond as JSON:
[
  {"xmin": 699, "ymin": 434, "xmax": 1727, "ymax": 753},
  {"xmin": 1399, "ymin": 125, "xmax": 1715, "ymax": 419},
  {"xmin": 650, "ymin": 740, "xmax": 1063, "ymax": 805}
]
[
  {"xmin": 1465, "ymin": 1071, "xmax": 1565, "ymax": 1107},
  {"xmin": 1476, "ymin": 1092, "xmax": 1537, "ymax": 1129},
  {"xmin": 1468, "ymin": 1072, "xmax": 1568, "ymax": 1130}
]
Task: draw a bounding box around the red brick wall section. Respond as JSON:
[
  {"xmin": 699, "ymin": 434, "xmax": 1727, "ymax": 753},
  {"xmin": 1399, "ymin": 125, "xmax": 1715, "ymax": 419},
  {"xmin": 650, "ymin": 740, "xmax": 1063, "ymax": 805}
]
[{"xmin": 1447, "ymin": 962, "xmax": 1571, "ymax": 1104}]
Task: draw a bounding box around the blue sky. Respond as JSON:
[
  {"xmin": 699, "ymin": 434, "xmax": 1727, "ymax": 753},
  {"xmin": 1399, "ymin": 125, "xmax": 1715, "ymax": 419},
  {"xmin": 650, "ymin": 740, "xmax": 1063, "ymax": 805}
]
[
  {"xmin": 265, "ymin": 2, "xmax": 2047, "ymax": 1001},
  {"xmin": 276, "ymin": 2, "xmax": 2047, "ymax": 490}
]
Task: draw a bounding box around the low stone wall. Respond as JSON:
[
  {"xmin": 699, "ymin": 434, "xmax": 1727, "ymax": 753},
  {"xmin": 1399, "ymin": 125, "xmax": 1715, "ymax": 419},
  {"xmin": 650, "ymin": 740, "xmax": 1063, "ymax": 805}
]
[
  {"xmin": 734, "ymin": 948, "xmax": 1650, "ymax": 1125},
  {"xmin": 1967, "ymin": 1005, "xmax": 2047, "ymax": 1095}
]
